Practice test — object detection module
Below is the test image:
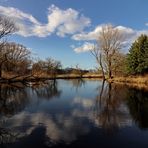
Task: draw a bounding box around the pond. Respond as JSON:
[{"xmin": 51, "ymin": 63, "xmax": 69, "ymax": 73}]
[{"xmin": 0, "ymin": 79, "xmax": 148, "ymax": 148}]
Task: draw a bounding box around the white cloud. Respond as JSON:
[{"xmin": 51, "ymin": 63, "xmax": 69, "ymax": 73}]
[
  {"xmin": 72, "ymin": 24, "xmax": 148, "ymax": 53},
  {"xmin": 116, "ymin": 26, "xmax": 135, "ymax": 34},
  {"xmin": 72, "ymin": 25, "xmax": 103, "ymax": 41},
  {"xmin": 74, "ymin": 42, "xmax": 94, "ymax": 53},
  {"xmin": 47, "ymin": 5, "xmax": 90, "ymax": 37},
  {"xmin": 0, "ymin": 5, "xmax": 91, "ymax": 37},
  {"xmin": 73, "ymin": 97, "xmax": 94, "ymax": 108},
  {"xmin": 0, "ymin": 5, "xmax": 44, "ymax": 37},
  {"xmin": 72, "ymin": 24, "xmax": 136, "ymax": 41}
]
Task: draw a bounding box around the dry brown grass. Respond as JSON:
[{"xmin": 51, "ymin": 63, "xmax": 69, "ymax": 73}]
[
  {"xmin": 111, "ymin": 75, "xmax": 148, "ymax": 84},
  {"xmin": 109, "ymin": 75, "xmax": 148, "ymax": 90},
  {"xmin": 2, "ymin": 72, "xmax": 103, "ymax": 80},
  {"xmin": 108, "ymin": 75, "xmax": 148, "ymax": 91}
]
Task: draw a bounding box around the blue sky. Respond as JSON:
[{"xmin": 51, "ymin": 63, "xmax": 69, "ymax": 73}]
[{"xmin": 0, "ymin": 0, "xmax": 148, "ymax": 69}]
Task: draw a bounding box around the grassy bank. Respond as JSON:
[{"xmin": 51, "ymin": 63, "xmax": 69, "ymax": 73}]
[
  {"xmin": 0, "ymin": 73, "xmax": 103, "ymax": 83},
  {"xmin": 108, "ymin": 75, "xmax": 148, "ymax": 85}
]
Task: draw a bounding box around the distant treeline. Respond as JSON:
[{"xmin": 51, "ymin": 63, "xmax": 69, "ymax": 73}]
[{"xmin": 0, "ymin": 42, "xmax": 94, "ymax": 79}]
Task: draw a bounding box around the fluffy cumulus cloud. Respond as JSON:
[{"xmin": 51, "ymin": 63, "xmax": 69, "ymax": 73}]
[
  {"xmin": 0, "ymin": 5, "xmax": 91, "ymax": 37},
  {"xmin": 47, "ymin": 5, "xmax": 90, "ymax": 37},
  {"xmin": 72, "ymin": 24, "xmax": 148, "ymax": 53},
  {"xmin": 74, "ymin": 42, "xmax": 94, "ymax": 53},
  {"xmin": 72, "ymin": 25, "xmax": 103, "ymax": 41},
  {"xmin": 72, "ymin": 24, "xmax": 136, "ymax": 41}
]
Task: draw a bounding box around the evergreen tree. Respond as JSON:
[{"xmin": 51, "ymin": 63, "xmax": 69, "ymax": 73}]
[{"xmin": 127, "ymin": 34, "xmax": 148, "ymax": 74}]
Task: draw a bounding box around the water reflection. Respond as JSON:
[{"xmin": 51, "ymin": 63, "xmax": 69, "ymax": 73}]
[
  {"xmin": 68, "ymin": 79, "xmax": 86, "ymax": 92},
  {"xmin": 126, "ymin": 88, "xmax": 148, "ymax": 129},
  {"xmin": 0, "ymin": 80, "xmax": 148, "ymax": 147},
  {"xmin": 0, "ymin": 84, "xmax": 29, "ymax": 116},
  {"xmin": 0, "ymin": 80, "xmax": 61, "ymax": 116},
  {"xmin": 0, "ymin": 80, "xmax": 62, "ymax": 145},
  {"xmin": 94, "ymin": 82, "xmax": 131, "ymax": 133},
  {"xmin": 31, "ymin": 80, "xmax": 62, "ymax": 99}
]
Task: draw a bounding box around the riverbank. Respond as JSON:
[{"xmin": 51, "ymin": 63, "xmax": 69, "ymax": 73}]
[
  {"xmin": 109, "ymin": 75, "xmax": 148, "ymax": 84},
  {"xmin": 108, "ymin": 75, "xmax": 148, "ymax": 90},
  {"xmin": 0, "ymin": 73, "xmax": 103, "ymax": 83},
  {"xmin": 1, "ymin": 73, "xmax": 148, "ymax": 87}
]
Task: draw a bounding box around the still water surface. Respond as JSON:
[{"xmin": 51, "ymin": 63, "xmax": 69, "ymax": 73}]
[{"xmin": 0, "ymin": 79, "xmax": 148, "ymax": 148}]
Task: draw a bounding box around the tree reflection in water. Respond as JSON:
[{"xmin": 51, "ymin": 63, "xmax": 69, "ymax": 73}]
[
  {"xmin": 94, "ymin": 81, "xmax": 131, "ymax": 133},
  {"xmin": 0, "ymin": 80, "xmax": 62, "ymax": 145},
  {"xmin": 69, "ymin": 79, "xmax": 85, "ymax": 92},
  {"xmin": 94, "ymin": 82, "xmax": 148, "ymax": 133},
  {"xmin": 0, "ymin": 80, "xmax": 62, "ymax": 116},
  {"xmin": 126, "ymin": 87, "xmax": 148, "ymax": 129},
  {"xmin": 0, "ymin": 83, "xmax": 29, "ymax": 144},
  {"xmin": 0, "ymin": 83, "xmax": 29, "ymax": 116},
  {"xmin": 31, "ymin": 80, "xmax": 62, "ymax": 99}
]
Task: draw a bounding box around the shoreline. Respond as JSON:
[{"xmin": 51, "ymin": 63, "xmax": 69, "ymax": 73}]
[
  {"xmin": 108, "ymin": 76, "xmax": 148, "ymax": 85},
  {"xmin": 0, "ymin": 74, "xmax": 103, "ymax": 83},
  {"xmin": 108, "ymin": 76, "xmax": 148, "ymax": 90},
  {"xmin": 1, "ymin": 74, "xmax": 148, "ymax": 87}
]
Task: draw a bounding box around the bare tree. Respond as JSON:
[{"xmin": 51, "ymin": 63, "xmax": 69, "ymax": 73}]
[
  {"xmin": 91, "ymin": 45, "xmax": 105, "ymax": 80},
  {"xmin": 32, "ymin": 60, "xmax": 46, "ymax": 77},
  {"xmin": 46, "ymin": 57, "xmax": 62, "ymax": 77},
  {"xmin": 0, "ymin": 42, "xmax": 31, "ymax": 78},
  {"xmin": 91, "ymin": 24, "xmax": 125, "ymax": 79},
  {"xmin": 0, "ymin": 15, "xmax": 17, "ymax": 40},
  {"xmin": 0, "ymin": 16, "xmax": 17, "ymax": 78},
  {"xmin": 32, "ymin": 58, "xmax": 62, "ymax": 78}
]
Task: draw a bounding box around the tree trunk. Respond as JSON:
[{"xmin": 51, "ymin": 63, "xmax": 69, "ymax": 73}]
[
  {"xmin": 99, "ymin": 53, "xmax": 105, "ymax": 80},
  {"xmin": 109, "ymin": 70, "xmax": 112, "ymax": 79},
  {"xmin": 108, "ymin": 59, "xmax": 112, "ymax": 79},
  {"xmin": 0, "ymin": 64, "xmax": 2, "ymax": 78}
]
